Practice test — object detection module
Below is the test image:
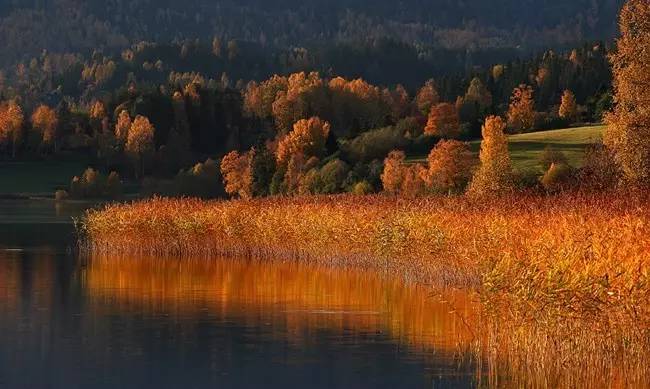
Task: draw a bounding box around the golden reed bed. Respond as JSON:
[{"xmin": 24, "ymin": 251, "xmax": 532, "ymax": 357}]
[{"xmin": 81, "ymin": 192, "xmax": 650, "ymax": 387}]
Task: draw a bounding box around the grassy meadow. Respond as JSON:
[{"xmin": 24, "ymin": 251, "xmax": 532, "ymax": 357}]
[
  {"xmin": 410, "ymin": 125, "xmax": 605, "ymax": 174},
  {"xmin": 504, "ymin": 125, "xmax": 604, "ymax": 173}
]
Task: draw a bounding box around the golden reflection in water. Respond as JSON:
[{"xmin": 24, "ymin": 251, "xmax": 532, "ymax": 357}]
[{"xmin": 83, "ymin": 254, "xmax": 477, "ymax": 354}]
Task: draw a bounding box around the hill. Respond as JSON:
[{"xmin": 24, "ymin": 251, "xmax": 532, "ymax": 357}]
[
  {"xmin": 0, "ymin": 0, "xmax": 623, "ymax": 66},
  {"xmin": 410, "ymin": 125, "xmax": 605, "ymax": 174}
]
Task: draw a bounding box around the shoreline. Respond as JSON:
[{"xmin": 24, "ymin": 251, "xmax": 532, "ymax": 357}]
[{"xmin": 80, "ymin": 192, "xmax": 650, "ymax": 387}]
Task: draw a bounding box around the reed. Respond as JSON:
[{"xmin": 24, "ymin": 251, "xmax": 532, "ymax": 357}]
[{"xmin": 81, "ymin": 192, "xmax": 650, "ymax": 387}]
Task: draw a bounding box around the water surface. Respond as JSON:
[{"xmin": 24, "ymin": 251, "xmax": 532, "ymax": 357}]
[{"xmin": 0, "ymin": 200, "xmax": 478, "ymax": 388}]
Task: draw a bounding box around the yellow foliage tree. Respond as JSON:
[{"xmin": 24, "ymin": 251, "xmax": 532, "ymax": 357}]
[
  {"xmin": 467, "ymin": 116, "xmax": 513, "ymax": 196},
  {"xmin": 604, "ymin": 0, "xmax": 650, "ymax": 186},
  {"xmin": 415, "ymin": 79, "xmax": 440, "ymax": 116},
  {"xmin": 31, "ymin": 105, "xmax": 59, "ymax": 149},
  {"xmin": 220, "ymin": 150, "xmax": 254, "ymax": 199},
  {"xmin": 126, "ymin": 115, "xmax": 155, "ymax": 178},
  {"xmin": 276, "ymin": 117, "xmax": 330, "ymax": 164},
  {"xmin": 115, "ymin": 110, "xmax": 131, "ymax": 144},
  {"xmin": 0, "ymin": 101, "xmax": 24, "ymax": 158},
  {"xmin": 507, "ymin": 84, "xmax": 535, "ymax": 133},
  {"xmin": 559, "ymin": 90, "xmax": 578, "ymax": 123},
  {"xmin": 465, "ymin": 77, "xmax": 492, "ymax": 111},
  {"xmin": 424, "ymin": 103, "xmax": 461, "ymax": 138}
]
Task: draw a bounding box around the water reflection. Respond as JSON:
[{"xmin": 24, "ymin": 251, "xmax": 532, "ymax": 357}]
[
  {"xmin": 85, "ymin": 255, "xmax": 477, "ymax": 354},
  {"xmin": 0, "ymin": 248, "xmax": 478, "ymax": 388}
]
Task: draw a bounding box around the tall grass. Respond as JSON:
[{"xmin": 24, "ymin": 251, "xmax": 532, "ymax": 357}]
[{"xmin": 81, "ymin": 192, "xmax": 650, "ymax": 387}]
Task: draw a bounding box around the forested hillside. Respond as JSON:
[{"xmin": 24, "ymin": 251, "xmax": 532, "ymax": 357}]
[{"xmin": 0, "ymin": 0, "xmax": 623, "ymax": 67}]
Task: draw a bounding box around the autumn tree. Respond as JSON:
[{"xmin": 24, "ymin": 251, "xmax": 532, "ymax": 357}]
[
  {"xmin": 381, "ymin": 150, "xmax": 406, "ymax": 194},
  {"xmin": 604, "ymin": 0, "xmax": 650, "ymax": 186},
  {"xmin": 507, "ymin": 84, "xmax": 535, "ymax": 133},
  {"xmin": 424, "ymin": 140, "xmax": 475, "ymax": 193},
  {"xmin": 415, "ymin": 79, "xmax": 440, "ymax": 116},
  {"xmin": 400, "ymin": 164, "xmax": 427, "ymax": 198},
  {"xmin": 114, "ymin": 110, "xmax": 131, "ymax": 144},
  {"xmin": 271, "ymin": 72, "xmax": 323, "ymax": 133},
  {"xmin": 386, "ymin": 84, "xmax": 410, "ymax": 122},
  {"xmin": 276, "ymin": 117, "xmax": 330, "ymax": 164},
  {"xmin": 559, "ymin": 90, "xmax": 578, "ymax": 123},
  {"xmin": 89, "ymin": 100, "xmax": 107, "ymax": 133},
  {"xmin": 220, "ymin": 150, "xmax": 254, "ymax": 199},
  {"xmin": 31, "ymin": 105, "xmax": 58, "ymax": 151},
  {"xmin": 424, "ymin": 103, "xmax": 461, "ymax": 138},
  {"xmin": 126, "ymin": 115, "xmax": 155, "ymax": 179},
  {"xmin": 467, "ymin": 116, "xmax": 514, "ymax": 196},
  {"xmin": 0, "ymin": 101, "xmax": 24, "ymax": 158},
  {"xmin": 465, "ymin": 77, "xmax": 492, "ymax": 112}
]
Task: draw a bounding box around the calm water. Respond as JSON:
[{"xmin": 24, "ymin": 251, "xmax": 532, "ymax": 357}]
[{"xmin": 0, "ymin": 200, "xmax": 478, "ymax": 388}]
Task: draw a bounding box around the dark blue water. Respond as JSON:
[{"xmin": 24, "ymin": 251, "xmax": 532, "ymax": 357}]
[{"xmin": 0, "ymin": 200, "xmax": 477, "ymax": 389}]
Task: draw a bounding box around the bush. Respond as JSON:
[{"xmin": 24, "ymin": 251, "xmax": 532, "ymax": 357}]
[
  {"xmin": 318, "ymin": 159, "xmax": 350, "ymax": 194},
  {"xmin": 577, "ymin": 143, "xmax": 621, "ymax": 190},
  {"xmin": 351, "ymin": 180, "xmax": 374, "ymax": 195},
  {"xmin": 342, "ymin": 125, "xmax": 407, "ymax": 163},
  {"xmin": 540, "ymin": 162, "xmax": 574, "ymax": 192},
  {"xmin": 68, "ymin": 168, "xmax": 122, "ymax": 200},
  {"xmin": 539, "ymin": 146, "xmax": 568, "ymax": 171},
  {"xmin": 54, "ymin": 190, "xmax": 69, "ymax": 201}
]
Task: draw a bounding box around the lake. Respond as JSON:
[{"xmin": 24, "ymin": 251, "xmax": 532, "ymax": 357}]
[{"xmin": 0, "ymin": 200, "xmax": 479, "ymax": 388}]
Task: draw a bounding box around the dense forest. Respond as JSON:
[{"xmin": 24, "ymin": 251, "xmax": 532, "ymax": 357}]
[
  {"xmin": 0, "ymin": 0, "xmax": 623, "ymax": 67},
  {"xmin": 0, "ymin": 1, "xmax": 620, "ymax": 200}
]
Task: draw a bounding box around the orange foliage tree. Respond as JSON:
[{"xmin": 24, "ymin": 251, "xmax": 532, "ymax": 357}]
[
  {"xmin": 0, "ymin": 101, "xmax": 24, "ymax": 158},
  {"xmin": 381, "ymin": 150, "xmax": 406, "ymax": 194},
  {"xmin": 424, "ymin": 103, "xmax": 461, "ymax": 138},
  {"xmin": 220, "ymin": 150, "xmax": 254, "ymax": 199},
  {"xmin": 424, "ymin": 140, "xmax": 475, "ymax": 193},
  {"xmin": 467, "ymin": 116, "xmax": 513, "ymax": 196},
  {"xmin": 126, "ymin": 115, "xmax": 155, "ymax": 178},
  {"xmin": 271, "ymin": 72, "xmax": 323, "ymax": 133},
  {"xmin": 276, "ymin": 117, "xmax": 330, "ymax": 164},
  {"xmin": 604, "ymin": 0, "xmax": 650, "ymax": 186},
  {"xmin": 381, "ymin": 150, "xmax": 426, "ymax": 197},
  {"xmin": 415, "ymin": 79, "xmax": 440, "ymax": 116},
  {"xmin": 507, "ymin": 84, "xmax": 535, "ymax": 133}
]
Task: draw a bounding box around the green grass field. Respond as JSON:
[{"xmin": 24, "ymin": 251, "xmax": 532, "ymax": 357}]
[
  {"xmin": 0, "ymin": 159, "xmax": 90, "ymax": 195},
  {"xmin": 411, "ymin": 125, "xmax": 605, "ymax": 175}
]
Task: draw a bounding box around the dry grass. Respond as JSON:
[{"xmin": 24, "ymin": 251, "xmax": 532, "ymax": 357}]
[{"xmin": 81, "ymin": 192, "xmax": 650, "ymax": 387}]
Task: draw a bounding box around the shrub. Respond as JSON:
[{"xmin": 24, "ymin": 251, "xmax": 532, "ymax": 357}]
[
  {"xmin": 342, "ymin": 125, "xmax": 407, "ymax": 163},
  {"xmin": 68, "ymin": 167, "xmax": 122, "ymax": 199},
  {"xmin": 577, "ymin": 143, "xmax": 621, "ymax": 190},
  {"xmin": 54, "ymin": 190, "xmax": 69, "ymax": 201},
  {"xmin": 540, "ymin": 162, "xmax": 574, "ymax": 192},
  {"xmin": 318, "ymin": 159, "xmax": 350, "ymax": 194},
  {"xmin": 351, "ymin": 180, "xmax": 373, "ymax": 195},
  {"xmin": 539, "ymin": 146, "xmax": 568, "ymax": 171}
]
